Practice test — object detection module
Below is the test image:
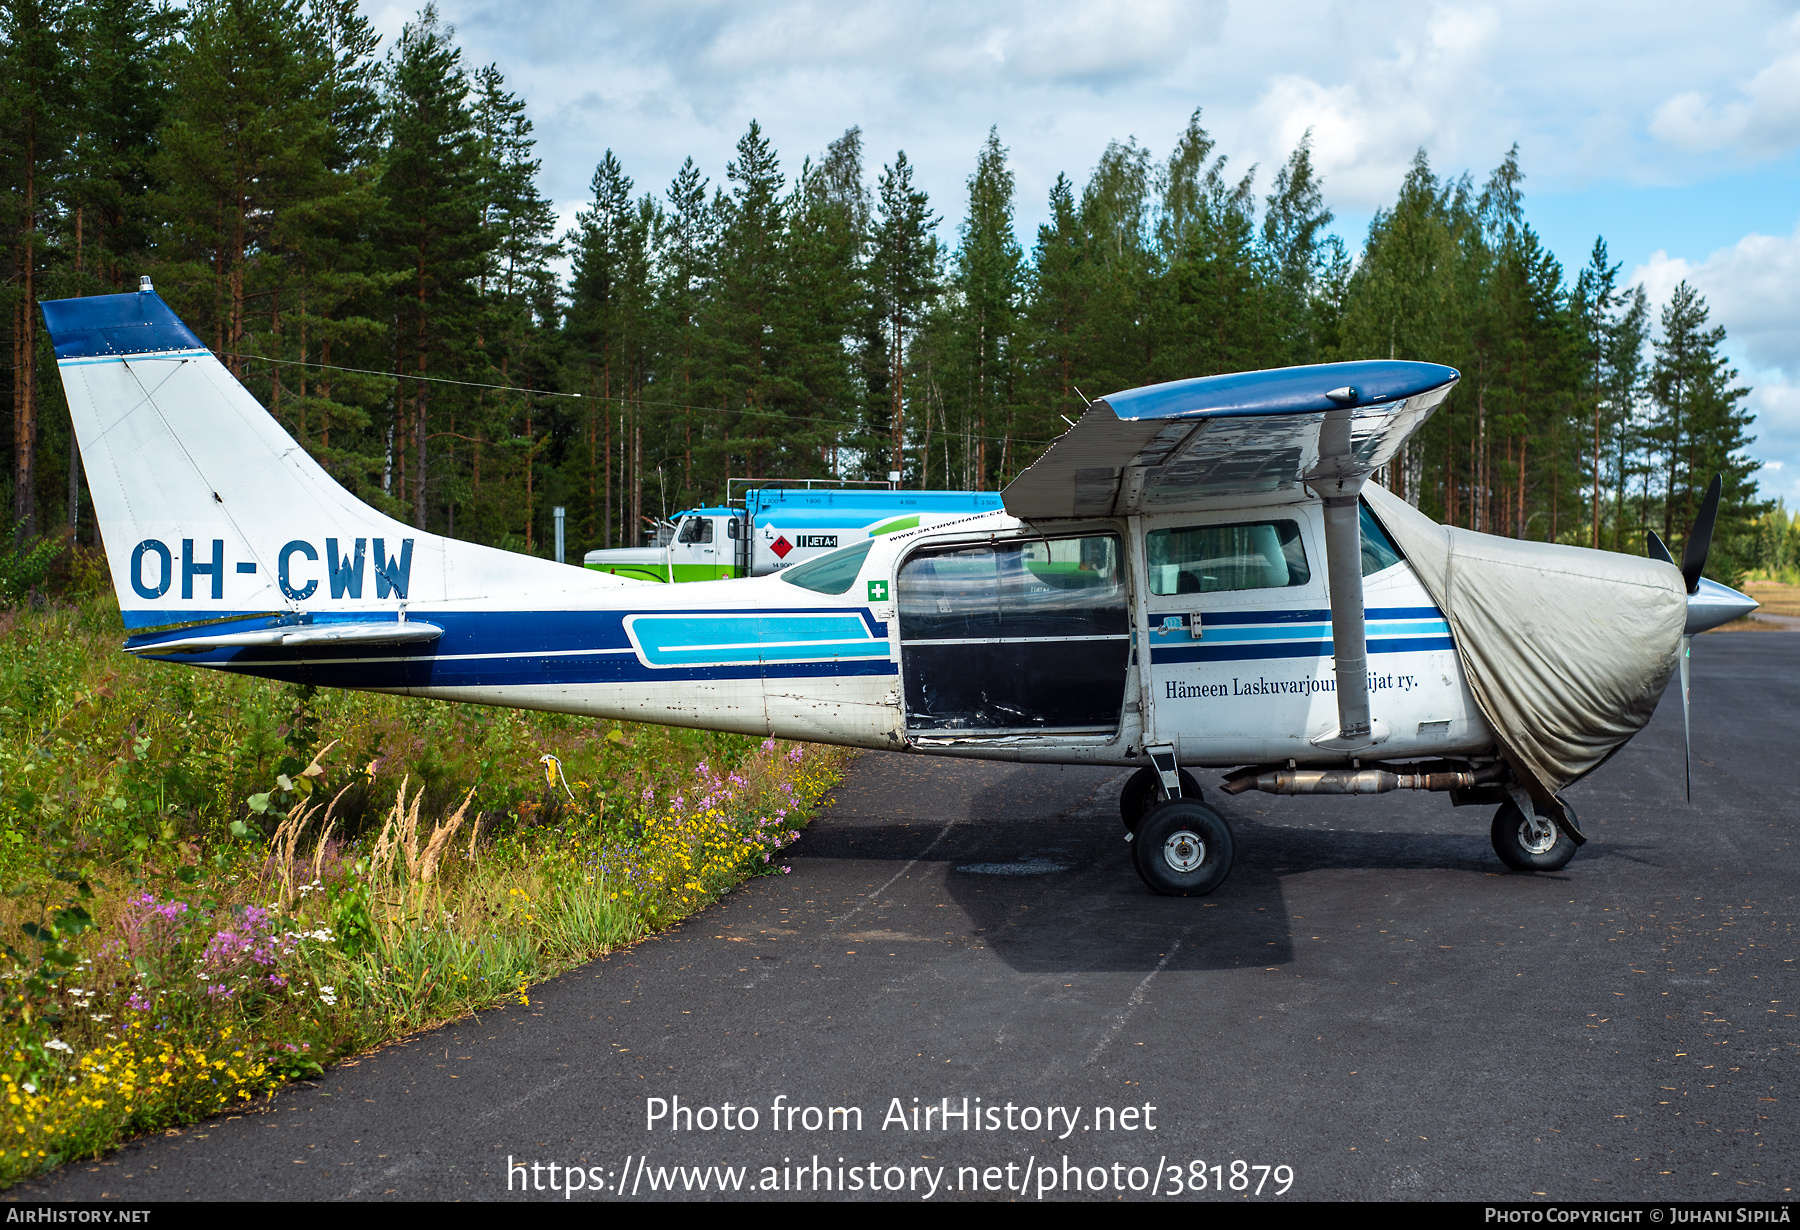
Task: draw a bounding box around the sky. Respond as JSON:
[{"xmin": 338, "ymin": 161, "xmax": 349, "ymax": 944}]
[{"xmin": 367, "ymin": 0, "xmax": 1800, "ymax": 505}]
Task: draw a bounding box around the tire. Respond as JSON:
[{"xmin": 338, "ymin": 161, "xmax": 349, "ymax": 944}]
[
  {"xmin": 1120, "ymin": 767, "xmax": 1203, "ymax": 832},
  {"xmin": 1131, "ymin": 799, "xmax": 1235, "ymax": 896},
  {"xmin": 1490, "ymin": 800, "xmax": 1577, "ymax": 872}
]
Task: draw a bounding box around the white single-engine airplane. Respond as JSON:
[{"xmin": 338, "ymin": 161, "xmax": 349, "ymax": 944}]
[{"xmin": 43, "ymin": 283, "xmax": 1757, "ymax": 895}]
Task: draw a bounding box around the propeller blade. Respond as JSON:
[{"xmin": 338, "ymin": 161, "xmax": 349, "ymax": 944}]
[
  {"xmin": 1680, "ymin": 474, "xmax": 1722, "ymax": 595},
  {"xmin": 1647, "ymin": 529, "xmax": 1674, "ymax": 565},
  {"xmin": 1681, "ymin": 634, "xmax": 1692, "ymax": 803}
]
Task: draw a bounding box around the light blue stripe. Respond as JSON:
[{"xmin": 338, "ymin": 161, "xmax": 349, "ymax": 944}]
[
  {"xmin": 629, "ymin": 613, "xmax": 888, "ymax": 667},
  {"xmin": 1189, "ymin": 624, "xmax": 1328, "ymax": 644},
  {"xmin": 1182, "ymin": 619, "xmax": 1446, "ymax": 645}
]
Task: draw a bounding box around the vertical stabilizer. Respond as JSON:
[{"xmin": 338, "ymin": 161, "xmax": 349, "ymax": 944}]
[{"xmin": 43, "ymin": 286, "xmax": 626, "ymax": 635}]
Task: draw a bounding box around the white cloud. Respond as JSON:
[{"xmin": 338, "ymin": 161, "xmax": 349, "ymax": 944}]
[
  {"xmin": 1633, "ymin": 223, "xmax": 1800, "ymax": 375},
  {"xmin": 1632, "ymin": 225, "xmax": 1800, "ymax": 504},
  {"xmin": 1745, "ymin": 384, "xmax": 1800, "ymax": 504},
  {"xmin": 371, "ymin": 0, "xmax": 1800, "ymax": 248},
  {"xmin": 1243, "ymin": 7, "xmax": 1503, "ymax": 204},
  {"xmin": 1649, "ymin": 15, "xmax": 1800, "ymax": 159}
]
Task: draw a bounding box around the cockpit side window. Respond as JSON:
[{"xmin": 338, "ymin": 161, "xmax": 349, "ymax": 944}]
[
  {"xmin": 677, "ymin": 516, "xmax": 714, "ymax": 544},
  {"xmin": 1146, "ymin": 520, "xmax": 1311, "ymax": 595}
]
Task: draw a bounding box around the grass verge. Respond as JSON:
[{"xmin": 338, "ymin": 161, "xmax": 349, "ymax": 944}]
[{"xmin": 0, "ymin": 596, "xmax": 852, "ymax": 1185}]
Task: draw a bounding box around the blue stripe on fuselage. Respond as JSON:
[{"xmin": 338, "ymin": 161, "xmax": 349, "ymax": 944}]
[
  {"xmin": 1147, "ymin": 605, "xmax": 1451, "ymax": 662},
  {"xmin": 130, "ymin": 605, "xmax": 897, "ymax": 689},
  {"xmin": 1195, "ymin": 605, "xmax": 1441, "ymax": 626}
]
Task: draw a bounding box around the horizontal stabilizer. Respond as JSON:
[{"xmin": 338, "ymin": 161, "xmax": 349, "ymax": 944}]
[{"xmin": 127, "ymin": 620, "xmax": 444, "ymax": 656}]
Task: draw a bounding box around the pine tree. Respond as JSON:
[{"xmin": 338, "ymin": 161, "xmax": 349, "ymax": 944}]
[
  {"xmin": 156, "ymin": 0, "xmax": 333, "ymax": 374},
  {"xmin": 1020, "ymin": 173, "xmax": 1086, "ymax": 459},
  {"xmin": 781, "ymin": 130, "xmax": 866, "ymax": 480},
  {"xmin": 1340, "ymin": 151, "xmax": 1472, "ymax": 517},
  {"xmin": 469, "ymin": 61, "xmax": 559, "ymax": 546},
  {"xmin": 1573, "ymin": 238, "xmax": 1620, "ymax": 547},
  {"xmin": 704, "ymin": 121, "xmax": 787, "ymax": 487},
  {"xmin": 380, "ymin": 3, "xmax": 487, "ymax": 531},
  {"xmin": 869, "ymin": 149, "xmax": 937, "ymax": 480},
  {"xmin": 1604, "ymin": 283, "xmax": 1650, "ymax": 551},
  {"xmin": 1152, "ymin": 111, "xmax": 1261, "ymax": 383},
  {"xmin": 1652, "ymin": 281, "xmax": 1762, "ymax": 580},
  {"xmin": 1260, "ymin": 130, "xmax": 1333, "ymax": 365},
  {"xmin": 940, "ymin": 128, "xmax": 1022, "ymax": 488},
  {"xmin": 567, "ymin": 149, "xmax": 655, "ymax": 547},
  {"xmin": 66, "ymin": 0, "xmax": 172, "ymax": 296},
  {"xmin": 658, "ymin": 155, "xmax": 712, "ymax": 505},
  {"xmin": 277, "ymin": 0, "xmax": 388, "ymax": 505},
  {"xmin": 1072, "ymin": 137, "xmax": 1152, "ymax": 398},
  {"xmin": 0, "ymin": 0, "xmax": 72, "ymax": 540}
]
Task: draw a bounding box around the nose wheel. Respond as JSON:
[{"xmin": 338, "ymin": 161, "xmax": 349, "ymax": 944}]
[
  {"xmin": 1131, "ymin": 799, "xmax": 1235, "ymax": 896},
  {"xmin": 1490, "ymin": 800, "xmax": 1578, "ymax": 871}
]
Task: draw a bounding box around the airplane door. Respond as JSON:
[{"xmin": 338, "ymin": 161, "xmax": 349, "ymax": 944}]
[
  {"xmin": 674, "ymin": 515, "xmax": 717, "ymax": 579},
  {"xmin": 1137, "ymin": 511, "xmax": 1331, "ymax": 757},
  {"xmin": 897, "ymin": 533, "xmax": 1129, "ymax": 734}
]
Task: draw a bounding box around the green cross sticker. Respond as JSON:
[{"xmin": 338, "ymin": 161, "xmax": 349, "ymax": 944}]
[{"xmin": 868, "ymin": 579, "xmax": 889, "ymax": 603}]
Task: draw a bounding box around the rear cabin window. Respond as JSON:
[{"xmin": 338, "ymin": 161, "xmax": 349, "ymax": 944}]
[
  {"xmin": 1146, "ymin": 520, "xmax": 1311, "ymax": 595},
  {"xmin": 779, "ymin": 539, "xmax": 873, "ymax": 595}
]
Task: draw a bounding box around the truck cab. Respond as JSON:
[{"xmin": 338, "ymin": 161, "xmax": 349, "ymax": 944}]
[{"xmin": 583, "ymin": 507, "xmax": 742, "ymax": 582}]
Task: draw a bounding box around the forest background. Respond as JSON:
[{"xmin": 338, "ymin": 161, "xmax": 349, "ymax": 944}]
[{"xmin": 4, "ymin": 0, "xmax": 1797, "ymax": 586}]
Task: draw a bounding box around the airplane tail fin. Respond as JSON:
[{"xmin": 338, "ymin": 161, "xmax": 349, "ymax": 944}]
[{"xmin": 43, "ymin": 283, "xmax": 623, "ymax": 637}]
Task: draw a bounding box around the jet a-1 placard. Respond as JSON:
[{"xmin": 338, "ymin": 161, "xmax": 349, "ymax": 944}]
[{"xmin": 42, "ymin": 283, "xmax": 1756, "ymax": 895}]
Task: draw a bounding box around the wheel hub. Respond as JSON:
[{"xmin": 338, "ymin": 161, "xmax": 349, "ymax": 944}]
[
  {"xmin": 1518, "ymin": 817, "xmax": 1559, "ymax": 856},
  {"xmin": 1162, "ymin": 829, "xmax": 1206, "ymax": 873}
]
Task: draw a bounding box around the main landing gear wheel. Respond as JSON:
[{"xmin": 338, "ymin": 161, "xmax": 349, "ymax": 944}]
[
  {"xmin": 1131, "ymin": 800, "xmax": 1235, "ymax": 896},
  {"xmin": 1490, "ymin": 799, "xmax": 1578, "ymax": 872},
  {"xmin": 1120, "ymin": 766, "xmax": 1203, "ymax": 833}
]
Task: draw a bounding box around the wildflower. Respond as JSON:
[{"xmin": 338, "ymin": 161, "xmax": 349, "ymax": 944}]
[{"xmin": 318, "ymin": 986, "xmax": 338, "ymax": 1006}]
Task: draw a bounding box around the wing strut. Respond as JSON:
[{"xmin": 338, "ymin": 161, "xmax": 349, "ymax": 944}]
[{"xmin": 1310, "ymin": 404, "xmax": 1372, "ymax": 746}]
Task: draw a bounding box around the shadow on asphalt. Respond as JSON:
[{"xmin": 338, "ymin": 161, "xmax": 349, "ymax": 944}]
[{"xmin": 786, "ymin": 759, "xmax": 1605, "ymax": 973}]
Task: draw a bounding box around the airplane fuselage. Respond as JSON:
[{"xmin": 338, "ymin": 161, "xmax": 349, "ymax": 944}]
[{"xmin": 132, "ymin": 500, "xmax": 1493, "ymax": 771}]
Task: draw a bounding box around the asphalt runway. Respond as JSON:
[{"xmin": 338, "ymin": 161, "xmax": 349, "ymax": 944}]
[{"xmin": 15, "ymin": 633, "xmax": 1798, "ymax": 1203}]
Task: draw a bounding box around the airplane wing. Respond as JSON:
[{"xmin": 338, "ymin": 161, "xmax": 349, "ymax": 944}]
[{"xmin": 1002, "ymin": 360, "xmax": 1459, "ymax": 519}]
